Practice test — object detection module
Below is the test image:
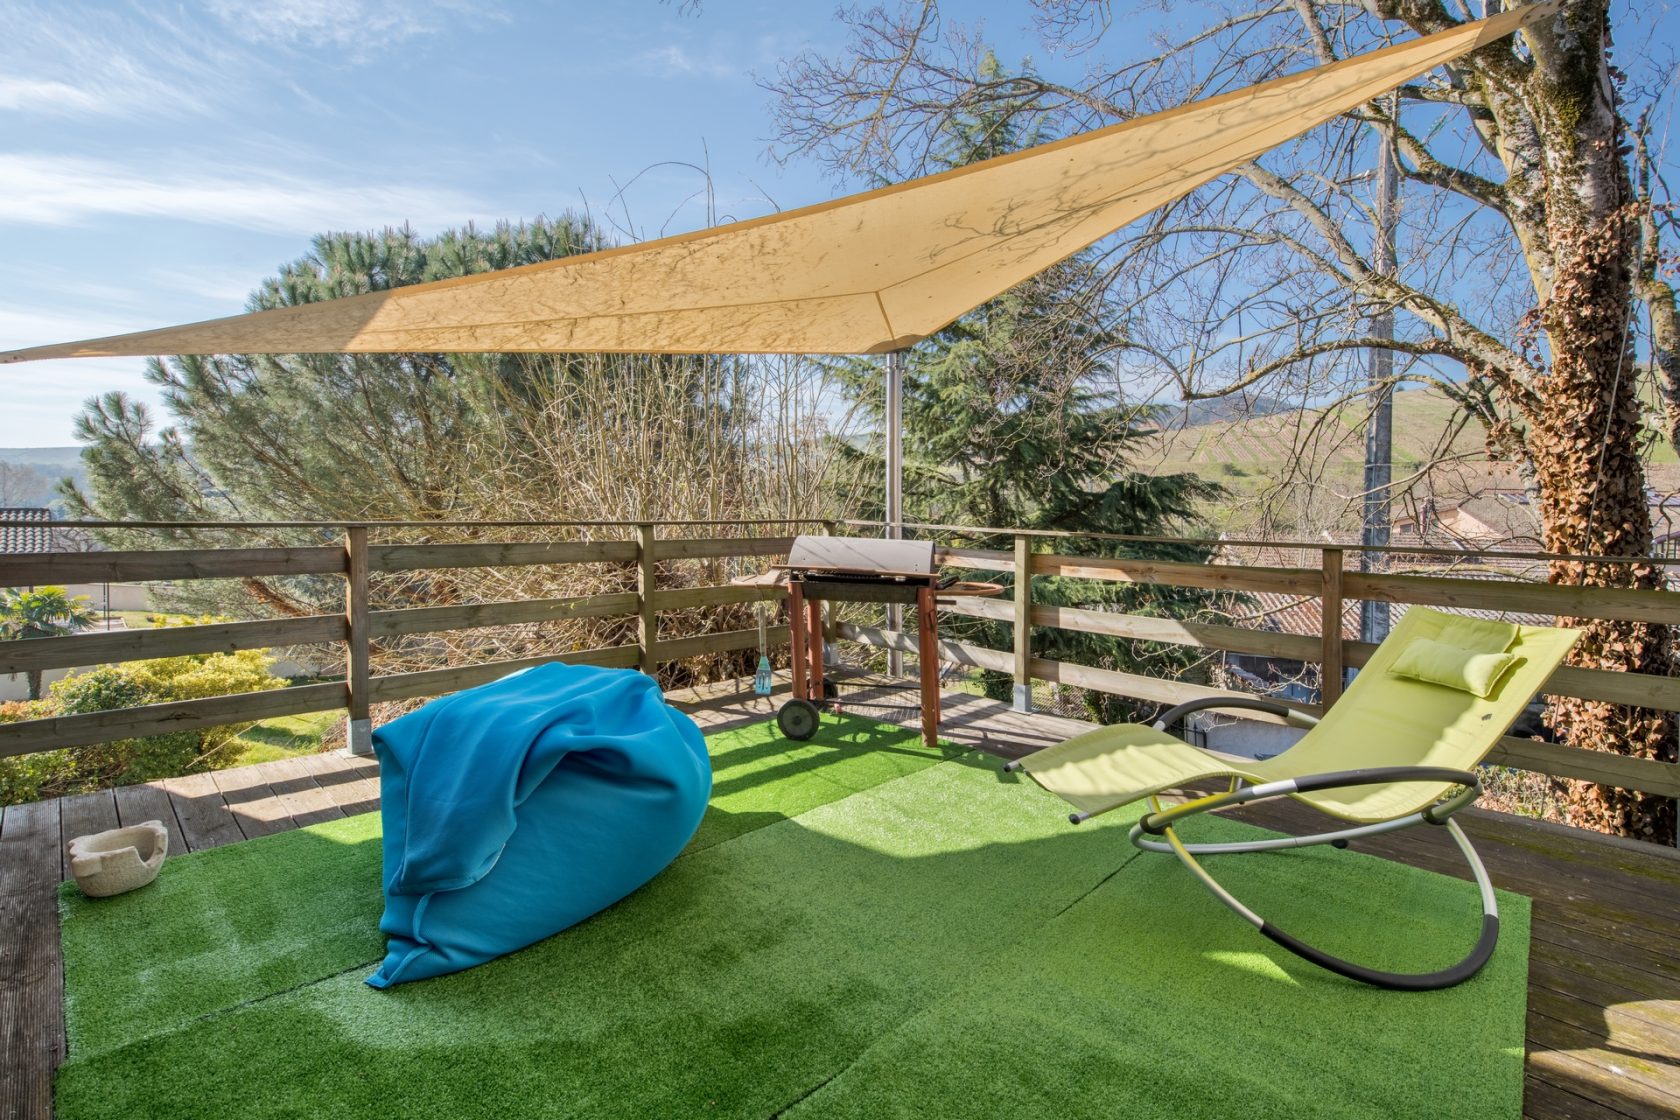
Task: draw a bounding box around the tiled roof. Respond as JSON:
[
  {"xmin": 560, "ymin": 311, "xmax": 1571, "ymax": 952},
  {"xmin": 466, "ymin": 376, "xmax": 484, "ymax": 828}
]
[
  {"xmin": 1229, "ymin": 589, "xmax": 1552, "ymax": 644},
  {"xmin": 0, "ymin": 508, "xmax": 57, "ymax": 554}
]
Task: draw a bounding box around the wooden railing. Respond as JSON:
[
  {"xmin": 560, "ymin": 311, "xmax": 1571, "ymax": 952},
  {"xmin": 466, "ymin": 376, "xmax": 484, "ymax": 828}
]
[
  {"xmin": 838, "ymin": 521, "xmax": 1680, "ymax": 802},
  {"xmin": 3, "ymin": 518, "xmax": 1678, "ymax": 806},
  {"xmin": 0, "ymin": 520, "xmax": 813, "ymax": 759}
]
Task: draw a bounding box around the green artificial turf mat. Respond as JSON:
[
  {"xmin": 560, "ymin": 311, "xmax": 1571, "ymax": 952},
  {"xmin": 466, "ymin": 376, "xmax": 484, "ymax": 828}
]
[
  {"xmin": 782, "ymin": 810, "xmax": 1531, "ymax": 1120},
  {"xmin": 58, "ymin": 713, "xmax": 949, "ymax": 1060},
  {"xmin": 687, "ymin": 710, "xmax": 957, "ymax": 853},
  {"xmin": 58, "ymin": 751, "xmax": 1532, "ymax": 1120},
  {"xmin": 56, "ymin": 755, "xmax": 1138, "ymax": 1120}
]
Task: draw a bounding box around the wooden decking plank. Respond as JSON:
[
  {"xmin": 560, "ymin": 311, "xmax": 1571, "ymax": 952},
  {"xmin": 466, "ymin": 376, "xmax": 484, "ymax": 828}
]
[
  {"xmin": 112, "ymin": 781, "xmax": 187, "ymax": 857},
  {"xmin": 0, "ymin": 798, "xmax": 60, "ymax": 893},
  {"xmin": 1523, "ymin": 1073, "xmax": 1647, "ymax": 1120},
  {"xmin": 158, "ymin": 770, "xmax": 244, "ymax": 851},
  {"xmin": 1528, "ymin": 952, "xmax": 1680, "ymax": 1033},
  {"xmin": 1526, "ymin": 1013, "xmax": 1680, "ymax": 1120},
  {"xmin": 209, "ymin": 763, "xmax": 295, "ymax": 840},
  {"xmin": 298, "ymin": 751, "xmax": 380, "ymax": 816},
  {"xmin": 0, "ymin": 798, "xmax": 63, "ymax": 1120},
  {"xmin": 254, "ymin": 756, "xmax": 344, "ymax": 828},
  {"xmin": 1530, "ymin": 917, "xmax": 1680, "ymax": 987},
  {"xmin": 56, "ymin": 789, "xmax": 120, "ymax": 882}
]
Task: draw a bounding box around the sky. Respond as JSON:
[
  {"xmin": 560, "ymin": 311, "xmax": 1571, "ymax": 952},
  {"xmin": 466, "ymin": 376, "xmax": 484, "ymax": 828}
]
[
  {"xmin": 1, "ymin": 1, "xmax": 1675, "ymax": 447},
  {"xmin": 0, "ymin": 0, "xmax": 1048, "ymax": 446}
]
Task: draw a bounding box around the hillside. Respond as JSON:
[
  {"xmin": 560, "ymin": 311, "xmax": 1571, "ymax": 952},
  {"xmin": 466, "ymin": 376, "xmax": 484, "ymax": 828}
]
[
  {"xmin": 1141, "ymin": 386, "xmax": 1679, "ymax": 533},
  {"xmin": 0, "ymin": 446, "xmax": 84, "ymax": 511}
]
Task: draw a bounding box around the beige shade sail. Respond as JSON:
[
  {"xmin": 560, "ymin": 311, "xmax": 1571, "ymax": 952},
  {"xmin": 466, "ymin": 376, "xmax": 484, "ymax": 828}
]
[{"xmin": 1, "ymin": 2, "xmax": 1557, "ymax": 364}]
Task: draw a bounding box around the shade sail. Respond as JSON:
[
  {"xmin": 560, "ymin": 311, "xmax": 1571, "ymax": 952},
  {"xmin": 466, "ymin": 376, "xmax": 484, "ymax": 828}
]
[{"xmin": 1, "ymin": 2, "xmax": 1557, "ymax": 364}]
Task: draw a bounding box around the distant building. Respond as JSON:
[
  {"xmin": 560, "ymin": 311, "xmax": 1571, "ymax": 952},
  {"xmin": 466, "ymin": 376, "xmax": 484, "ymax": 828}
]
[{"xmin": 0, "ymin": 507, "xmax": 91, "ymax": 556}]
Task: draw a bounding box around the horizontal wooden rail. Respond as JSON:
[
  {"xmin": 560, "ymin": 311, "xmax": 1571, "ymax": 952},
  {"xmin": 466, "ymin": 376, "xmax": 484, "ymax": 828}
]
[
  {"xmin": 1, "ymin": 546, "xmax": 344, "ymax": 586},
  {"xmin": 934, "ymin": 546, "xmax": 1013, "ymax": 572},
  {"xmin": 0, "ymin": 615, "xmax": 347, "ymax": 675},
  {"xmin": 0, "ymin": 682, "xmax": 348, "ymax": 758},
  {"xmin": 940, "ymin": 597, "xmax": 1320, "ymax": 663},
  {"xmin": 1034, "ymin": 552, "xmax": 1321, "ymax": 596},
  {"xmin": 1486, "ymin": 737, "xmax": 1680, "ymax": 798},
  {"xmin": 369, "ymin": 593, "xmax": 639, "ymax": 638},
  {"xmin": 838, "ymin": 622, "xmax": 1014, "ymax": 675},
  {"xmin": 654, "ymin": 626, "xmax": 788, "ymax": 662},
  {"xmin": 651, "ymin": 584, "xmax": 786, "ymax": 611},
  {"xmin": 366, "ymin": 646, "xmax": 640, "ymax": 704},
  {"xmin": 1345, "ymin": 571, "xmax": 1680, "ymax": 626},
  {"xmin": 1028, "ymin": 655, "xmax": 1315, "ymax": 726},
  {"xmin": 369, "ymin": 540, "xmax": 636, "ymax": 572},
  {"xmin": 650, "ymin": 536, "xmax": 796, "ymax": 560}
]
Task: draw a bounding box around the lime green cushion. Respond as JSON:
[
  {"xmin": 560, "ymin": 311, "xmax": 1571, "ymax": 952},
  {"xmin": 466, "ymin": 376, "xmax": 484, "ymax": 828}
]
[
  {"xmin": 1434, "ymin": 616, "xmax": 1518, "ymax": 654},
  {"xmin": 1388, "ymin": 637, "xmax": 1519, "ymax": 698}
]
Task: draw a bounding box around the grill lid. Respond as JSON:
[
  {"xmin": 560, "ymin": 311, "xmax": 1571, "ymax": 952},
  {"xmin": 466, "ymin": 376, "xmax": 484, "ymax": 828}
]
[{"xmin": 784, "ymin": 535, "xmax": 935, "ymax": 577}]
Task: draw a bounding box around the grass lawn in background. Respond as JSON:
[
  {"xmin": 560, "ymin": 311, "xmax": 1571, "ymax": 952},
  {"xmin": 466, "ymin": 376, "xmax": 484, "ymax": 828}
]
[{"xmin": 222, "ymin": 710, "xmax": 341, "ymax": 767}]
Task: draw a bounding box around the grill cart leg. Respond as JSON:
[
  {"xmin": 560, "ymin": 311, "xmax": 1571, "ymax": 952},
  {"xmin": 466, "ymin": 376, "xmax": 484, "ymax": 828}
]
[
  {"xmin": 806, "ymin": 595, "xmax": 825, "ymax": 706},
  {"xmin": 789, "ymin": 581, "xmax": 809, "ymax": 702},
  {"xmin": 917, "ymin": 586, "xmax": 939, "ymax": 749}
]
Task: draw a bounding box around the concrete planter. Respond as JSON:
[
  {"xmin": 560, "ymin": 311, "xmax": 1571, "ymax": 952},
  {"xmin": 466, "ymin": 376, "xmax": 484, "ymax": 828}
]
[{"xmin": 67, "ymin": 821, "xmax": 168, "ymax": 897}]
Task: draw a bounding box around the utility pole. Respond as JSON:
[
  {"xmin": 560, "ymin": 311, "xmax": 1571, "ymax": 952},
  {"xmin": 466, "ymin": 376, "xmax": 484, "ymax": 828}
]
[
  {"xmin": 1360, "ymin": 94, "xmax": 1399, "ymax": 649},
  {"xmin": 885, "ymin": 348, "xmax": 905, "ymax": 677}
]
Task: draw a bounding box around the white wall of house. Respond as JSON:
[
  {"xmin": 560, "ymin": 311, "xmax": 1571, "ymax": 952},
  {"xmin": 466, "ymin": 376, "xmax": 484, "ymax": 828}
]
[
  {"xmin": 1191, "ymin": 714, "xmax": 1308, "ymax": 760},
  {"xmin": 63, "ymin": 582, "xmax": 154, "ymax": 612},
  {"xmin": 1, "ymin": 666, "xmax": 71, "ymax": 702}
]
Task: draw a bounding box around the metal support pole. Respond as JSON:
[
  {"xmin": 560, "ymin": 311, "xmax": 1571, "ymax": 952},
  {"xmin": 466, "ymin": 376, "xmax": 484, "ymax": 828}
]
[
  {"xmin": 1360, "ymin": 92, "xmax": 1399, "ymax": 652},
  {"xmin": 885, "ymin": 348, "xmax": 905, "ymax": 677}
]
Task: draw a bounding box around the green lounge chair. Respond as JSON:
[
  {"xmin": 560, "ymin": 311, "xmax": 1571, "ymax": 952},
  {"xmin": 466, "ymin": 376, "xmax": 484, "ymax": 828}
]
[{"xmin": 1004, "ymin": 606, "xmax": 1580, "ymax": 990}]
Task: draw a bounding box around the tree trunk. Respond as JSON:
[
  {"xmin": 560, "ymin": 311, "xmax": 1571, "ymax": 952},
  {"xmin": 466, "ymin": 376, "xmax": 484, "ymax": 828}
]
[{"xmin": 1524, "ymin": 12, "xmax": 1677, "ymax": 841}]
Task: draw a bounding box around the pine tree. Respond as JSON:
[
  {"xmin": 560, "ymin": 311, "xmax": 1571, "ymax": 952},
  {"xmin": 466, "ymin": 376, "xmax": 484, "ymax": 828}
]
[{"xmin": 832, "ymin": 53, "xmax": 1223, "ymax": 722}]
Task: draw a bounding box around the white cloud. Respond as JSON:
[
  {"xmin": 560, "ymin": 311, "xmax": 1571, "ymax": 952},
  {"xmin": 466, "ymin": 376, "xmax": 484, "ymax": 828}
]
[
  {"xmin": 0, "ymin": 153, "xmax": 488, "ymax": 236},
  {"xmin": 206, "ymin": 0, "xmax": 494, "ymax": 54},
  {"xmin": 0, "ymin": 3, "xmax": 227, "ymax": 120},
  {"xmin": 633, "ymin": 44, "xmax": 741, "ymax": 81}
]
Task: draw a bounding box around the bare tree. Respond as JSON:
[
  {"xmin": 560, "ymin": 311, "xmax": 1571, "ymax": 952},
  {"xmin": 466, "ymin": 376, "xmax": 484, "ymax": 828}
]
[
  {"xmin": 766, "ymin": 0, "xmax": 1679, "ymax": 842},
  {"xmin": 0, "ymin": 462, "xmax": 50, "ymax": 507}
]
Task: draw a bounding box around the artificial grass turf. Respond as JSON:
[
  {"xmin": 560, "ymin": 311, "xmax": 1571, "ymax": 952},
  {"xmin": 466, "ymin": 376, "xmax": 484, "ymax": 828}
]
[
  {"xmin": 57, "ymin": 736, "xmax": 1532, "ymax": 1120},
  {"xmin": 58, "ymin": 712, "xmax": 954, "ymax": 1060},
  {"xmin": 781, "ymin": 809, "xmax": 1531, "ymax": 1120}
]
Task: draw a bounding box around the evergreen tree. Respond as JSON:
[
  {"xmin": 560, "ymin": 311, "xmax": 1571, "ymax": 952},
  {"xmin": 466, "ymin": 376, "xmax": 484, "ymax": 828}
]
[{"xmin": 832, "ymin": 53, "xmax": 1223, "ymax": 723}]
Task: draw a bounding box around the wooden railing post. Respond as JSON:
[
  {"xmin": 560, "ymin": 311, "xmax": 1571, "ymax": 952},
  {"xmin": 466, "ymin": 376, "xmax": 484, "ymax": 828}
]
[
  {"xmin": 1320, "ymin": 547, "xmax": 1345, "ymax": 710},
  {"xmin": 344, "ymin": 526, "xmax": 372, "ymax": 757},
  {"xmin": 636, "ymin": 523, "xmax": 657, "ymax": 676},
  {"xmin": 1013, "ymin": 534, "xmax": 1033, "ymax": 712}
]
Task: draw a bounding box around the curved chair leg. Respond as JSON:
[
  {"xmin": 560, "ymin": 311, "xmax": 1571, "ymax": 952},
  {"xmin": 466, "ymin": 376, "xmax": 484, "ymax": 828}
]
[{"xmin": 1135, "ymin": 800, "xmax": 1500, "ymax": 991}]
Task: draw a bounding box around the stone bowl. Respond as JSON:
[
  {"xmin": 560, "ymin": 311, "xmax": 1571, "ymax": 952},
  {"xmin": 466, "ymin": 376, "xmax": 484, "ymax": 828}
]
[{"xmin": 67, "ymin": 821, "xmax": 169, "ymax": 898}]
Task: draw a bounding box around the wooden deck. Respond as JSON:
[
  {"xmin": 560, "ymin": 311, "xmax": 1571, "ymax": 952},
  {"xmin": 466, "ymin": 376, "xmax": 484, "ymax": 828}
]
[{"xmin": 2, "ymin": 686, "xmax": 1677, "ymax": 1119}]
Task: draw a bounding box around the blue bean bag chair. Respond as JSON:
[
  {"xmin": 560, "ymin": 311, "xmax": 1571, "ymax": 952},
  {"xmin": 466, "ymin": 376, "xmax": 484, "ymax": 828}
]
[{"xmin": 366, "ymin": 662, "xmax": 711, "ymax": 988}]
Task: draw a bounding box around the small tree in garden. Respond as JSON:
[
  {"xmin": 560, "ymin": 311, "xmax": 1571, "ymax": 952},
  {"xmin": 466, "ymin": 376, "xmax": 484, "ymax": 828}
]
[{"xmin": 1, "ymin": 586, "xmax": 96, "ymax": 699}]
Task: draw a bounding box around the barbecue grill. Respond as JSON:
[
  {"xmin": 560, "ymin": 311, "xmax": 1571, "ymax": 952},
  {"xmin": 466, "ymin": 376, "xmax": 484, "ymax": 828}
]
[{"xmin": 759, "ymin": 535, "xmax": 1001, "ymax": 749}]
